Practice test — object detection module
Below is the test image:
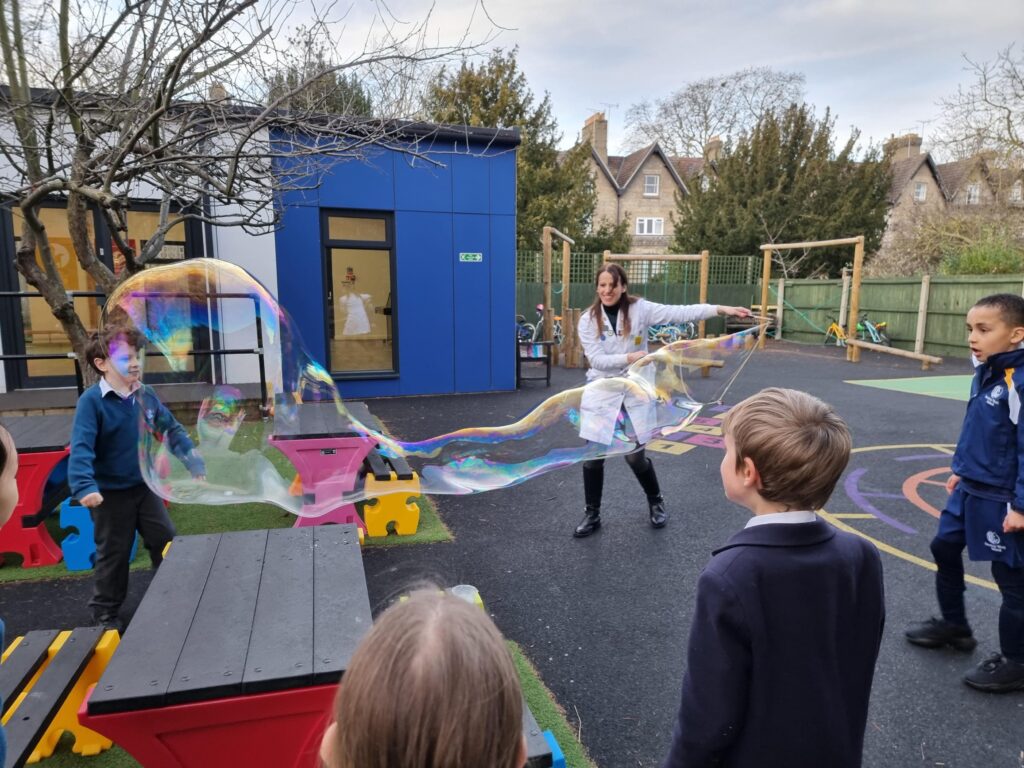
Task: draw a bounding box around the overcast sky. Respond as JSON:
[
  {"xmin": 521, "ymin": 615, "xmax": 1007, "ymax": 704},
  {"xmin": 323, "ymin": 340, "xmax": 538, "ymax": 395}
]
[{"xmin": 323, "ymin": 0, "xmax": 1022, "ymax": 156}]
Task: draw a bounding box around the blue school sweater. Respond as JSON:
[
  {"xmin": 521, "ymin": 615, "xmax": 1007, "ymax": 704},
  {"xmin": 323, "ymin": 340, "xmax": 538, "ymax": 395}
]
[{"xmin": 69, "ymin": 383, "xmax": 203, "ymax": 499}]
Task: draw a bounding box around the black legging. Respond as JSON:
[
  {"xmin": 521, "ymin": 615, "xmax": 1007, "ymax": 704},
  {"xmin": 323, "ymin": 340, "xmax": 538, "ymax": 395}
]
[{"xmin": 583, "ymin": 449, "xmax": 661, "ymax": 509}]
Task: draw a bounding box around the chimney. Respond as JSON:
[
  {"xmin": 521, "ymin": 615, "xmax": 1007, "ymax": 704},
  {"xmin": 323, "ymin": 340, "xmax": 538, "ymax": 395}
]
[
  {"xmin": 883, "ymin": 133, "xmax": 923, "ymax": 160},
  {"xmin": 582, "ymin": 112, "xmax": 608, "ymax": 164},
  {"xmin": 704, "ymin": 135, "xmax": 724, "ymax": 162}
]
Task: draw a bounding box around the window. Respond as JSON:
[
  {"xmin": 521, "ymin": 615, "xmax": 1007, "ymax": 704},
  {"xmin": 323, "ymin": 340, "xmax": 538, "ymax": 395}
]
[
  {"xmin": 643, "ymin": 174, "xmax": 660, "ymax": 196},
  {"xmin": 1012, "ymin": 181, "xmax": 1023, "ymax": 203},
  {"xmin": 324, "ymin": 212, "xmax": 395, "ymax": 376},
  {"xmin": 966, "ymin": 183, "xmax": 981, "ymax": 204},
  {"xmin": 913, "ymin": 182, "xmax": 927, "ymax": 202},
  {"xmin": 635, "ymin": 217, "xmax": 664, "ymax": 236}
]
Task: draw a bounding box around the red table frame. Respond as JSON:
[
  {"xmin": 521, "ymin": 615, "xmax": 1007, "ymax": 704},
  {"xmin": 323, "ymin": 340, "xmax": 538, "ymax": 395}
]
[
  {"xmin": 0, "ymin": 447, "xmax": 67, "ymax": 567},
  {"xmin": 79, "ymin": 682, "xmax": 332, "ymax": 768}
]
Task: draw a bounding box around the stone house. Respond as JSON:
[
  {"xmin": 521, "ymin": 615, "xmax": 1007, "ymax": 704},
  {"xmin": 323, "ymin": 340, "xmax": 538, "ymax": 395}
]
[{"xmin": 579, "ymin": 112, "xmax": 707, "ymax": 255}]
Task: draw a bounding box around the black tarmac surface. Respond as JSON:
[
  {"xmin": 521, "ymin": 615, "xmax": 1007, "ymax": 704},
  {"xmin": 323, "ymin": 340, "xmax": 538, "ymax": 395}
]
[{"xmin": 4, "ymin": 340, "xmax": 1024, "ymax": 767}]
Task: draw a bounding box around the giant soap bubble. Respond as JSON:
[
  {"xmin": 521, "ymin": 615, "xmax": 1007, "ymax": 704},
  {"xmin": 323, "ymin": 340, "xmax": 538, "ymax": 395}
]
[{"xmin": 107, "ymin": 260, "xmax": 759, "ymax": 517}]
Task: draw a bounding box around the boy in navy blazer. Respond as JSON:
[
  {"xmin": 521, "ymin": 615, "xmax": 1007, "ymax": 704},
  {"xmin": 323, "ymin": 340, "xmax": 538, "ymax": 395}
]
[{"xmin": 663, "ymin": 388, "xmax": 885, "ymax": 768}]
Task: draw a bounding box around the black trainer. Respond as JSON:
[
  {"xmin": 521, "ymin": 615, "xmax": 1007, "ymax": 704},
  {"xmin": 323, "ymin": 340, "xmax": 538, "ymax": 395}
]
[
  {"xmin": 648, "ymin": 496, "xmax": 667, "ymax": 528},
  {"xmin": 94, "ymin": 613, "xmax": 124, "ymax": 635},
  {"xmin": 905, "ymin": 617, "xmax": 977, "ymax": 651},
  {"xmin": 573, "ymin": 507, "xmax": 601, "ymax": 538},
  {"xmin": 963, "ymin": 653, "xmax": 1024, "ymax": 693}
]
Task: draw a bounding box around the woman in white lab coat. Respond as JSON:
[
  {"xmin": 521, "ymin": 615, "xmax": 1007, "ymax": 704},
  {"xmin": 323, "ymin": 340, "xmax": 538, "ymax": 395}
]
[{"xmin": 573, "ymin": 263, "xmax": 751, "ymax": 537}]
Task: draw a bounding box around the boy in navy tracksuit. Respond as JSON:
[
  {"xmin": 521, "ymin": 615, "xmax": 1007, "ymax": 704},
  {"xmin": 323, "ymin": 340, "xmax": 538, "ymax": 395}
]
[
  {"xmin": 906, "ymin": 293, "xmax": 1024, "ymax": 692},
  {"xmin": 69, "ymin": 326, "xmax": 204, "ymax": 633},
  {"xmin": 663, "ymin": 388, "xmax": 884, "ymax": 768}
]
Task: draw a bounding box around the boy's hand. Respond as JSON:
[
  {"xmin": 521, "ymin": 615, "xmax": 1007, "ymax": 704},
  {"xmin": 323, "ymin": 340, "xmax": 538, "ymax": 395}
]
[
  {"xmin": 945, "ymin": 473, "xmax": 960, "ymax": 494},
  {"xmin": 1004, "ymin": 509, "xmax": 1024, "ymax": 533},
  {"xmin": 80, "ymin": 492, "xmax": 104, "ymax": 508}
]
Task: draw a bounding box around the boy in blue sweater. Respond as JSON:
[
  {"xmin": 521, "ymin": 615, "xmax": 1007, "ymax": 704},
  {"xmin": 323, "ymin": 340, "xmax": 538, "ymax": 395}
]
[
  {"xmin": 69, "ymin": 326, "xmax": 204, "ymax": 633},
  {"xmin": 906, "ymin": 293, "xmax": 1024, "ymax": 692}
]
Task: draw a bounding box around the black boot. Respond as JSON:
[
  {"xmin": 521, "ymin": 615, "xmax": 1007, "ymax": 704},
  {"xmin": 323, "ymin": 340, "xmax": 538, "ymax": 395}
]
[
  {"xmin": 574, "ymin": 506, "xmax": 602, "ymax": 538},
  {"xmin": 648, "ymin": 496, "xmax": 667, "ymax": 528}
]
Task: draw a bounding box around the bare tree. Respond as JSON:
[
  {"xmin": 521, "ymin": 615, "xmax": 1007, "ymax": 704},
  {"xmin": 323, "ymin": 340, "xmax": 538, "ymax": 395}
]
[
  {"xmin": 623, "ymin": 66, "xmax": 805, "ymax": 157},
  {"xmin": 933, "ymin": 45, "xmax": 1024, "ymax": 167},
  {"xmin": 0, "ymin": 0, "xmax": 494, "ymax": 380}
]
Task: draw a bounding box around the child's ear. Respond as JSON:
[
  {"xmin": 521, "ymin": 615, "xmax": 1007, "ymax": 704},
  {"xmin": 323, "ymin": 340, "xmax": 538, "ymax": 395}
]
[
  {"xmin": 93, "ymin": 357, "xmax": 108, "ymax": 373},
  {"xmin": 742, "ymin": 456, "xmax": 761, "ymax": 489},
  {"xmin": 1012, "ymin": 326, "xmax": 1024, "ymax": 345}
]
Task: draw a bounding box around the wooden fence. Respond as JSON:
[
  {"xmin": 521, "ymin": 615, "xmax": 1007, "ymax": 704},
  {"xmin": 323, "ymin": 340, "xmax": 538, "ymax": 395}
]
[{"xmin": 776, "ymin": 274, "xmax": 1024, "ymax": 358}]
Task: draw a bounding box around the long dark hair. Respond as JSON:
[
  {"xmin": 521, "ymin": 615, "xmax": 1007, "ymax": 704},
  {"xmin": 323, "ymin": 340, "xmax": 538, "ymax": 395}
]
[{"xmin": 589, "ymin": 263, "xmax": 638, "ymax": 336}]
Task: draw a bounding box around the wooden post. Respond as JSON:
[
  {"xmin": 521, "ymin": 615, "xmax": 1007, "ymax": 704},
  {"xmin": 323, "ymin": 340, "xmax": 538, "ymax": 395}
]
[
  {"xmin": 542, "ymin": 227, "xmax": 553, "ymax": 342},
  {"xmin": 775, "ymin": 278, "xmax": 785, "ymax": 340},
  {"xmin": 561, "ymin": 240, "xmax": 571, "ymax": 326},
  {"xmin": 839, "ymin": 268, "xmax": 850, "ymax": 328},
  {"xmin": 914, "ymin": 274, "xmax": 931, "ymax": 355},
  {"xmin": 758, "ymin": 247, "xmax": 772, "ymax": 349},
  {"xmin": 846, "ymin": 236, "xmax": 865, "ymax": 362},
  {"xmin": 698, "ymin": 250, "xmax": 710, "ymax": 338},
  {"xmin": 603, "ymin": 249, "xmax": 611, "ymax": 264}
]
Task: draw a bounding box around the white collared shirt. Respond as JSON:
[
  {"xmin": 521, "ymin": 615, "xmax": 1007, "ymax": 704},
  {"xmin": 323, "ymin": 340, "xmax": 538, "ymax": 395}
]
[
  {"xmin": 744, "ymin": 510, "xmax": 817, "ymax": 528},
  {"xmin": 99, "ymin": 378, "xmax": 141, "ymax": 401}
]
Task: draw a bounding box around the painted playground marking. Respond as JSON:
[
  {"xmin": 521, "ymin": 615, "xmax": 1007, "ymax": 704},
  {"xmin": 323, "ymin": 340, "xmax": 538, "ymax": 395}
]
[
  {"xmin": 845, "ymin": 375, "xmax": 973, "ymax": 402},
  {"xmin": 822, "ymin": 444, "xmax": 997, "ymax": 592}
]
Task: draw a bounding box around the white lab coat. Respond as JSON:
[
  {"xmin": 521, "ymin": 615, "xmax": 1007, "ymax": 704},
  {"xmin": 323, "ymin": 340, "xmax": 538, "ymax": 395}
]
[{"xmin": 577, "ymin": 298, "xmax": 718, "ymax": 445}]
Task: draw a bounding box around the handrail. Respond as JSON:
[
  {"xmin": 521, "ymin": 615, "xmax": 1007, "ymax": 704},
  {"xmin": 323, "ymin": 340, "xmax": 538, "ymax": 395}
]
[{"xmin": 0, "ymin": 291, "xmax": 269, "ymax": 412}]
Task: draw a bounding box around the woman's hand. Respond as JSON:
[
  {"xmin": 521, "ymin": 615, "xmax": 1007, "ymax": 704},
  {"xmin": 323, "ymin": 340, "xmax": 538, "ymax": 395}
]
[
  {"xmin": 1004, "ymin": 508, "xmax": 1024, "ymax": 533},
  {"xmin": 717, "ymin": 305, "xmax": 752, "ymax": 318},
  {"xmin": 945, "ymin": 473, "xmax": 960, "ymax": 494},
  {"xmin": 626, "ymin": 351, "xmax": 646, "ymax": 364}
]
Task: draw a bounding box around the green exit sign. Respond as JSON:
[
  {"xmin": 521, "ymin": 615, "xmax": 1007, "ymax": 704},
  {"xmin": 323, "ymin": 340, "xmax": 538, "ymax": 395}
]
[{"xmin": 459, "ymin": 252, "xmax": 483, "ymax": 263}]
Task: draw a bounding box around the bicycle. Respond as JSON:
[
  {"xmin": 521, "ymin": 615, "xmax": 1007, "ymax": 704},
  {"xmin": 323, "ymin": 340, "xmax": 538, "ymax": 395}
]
[
  {"xmin": 823, "ymin": 316, "xmax": 848, "ymax": 347},
  {"xmin": 532, "ymin": 304, "xmax": 564, "ymax": 345},
  {"xmin": 515, "ymin": 315, "xmax": 535, "ymax": 343},
  {"xmin": 856, "ymin": 314, "xmax": 890, "ymax": 346}
]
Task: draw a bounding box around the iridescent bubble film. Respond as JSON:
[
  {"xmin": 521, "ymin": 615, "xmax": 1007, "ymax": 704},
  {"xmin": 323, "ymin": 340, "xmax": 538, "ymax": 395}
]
[{"xmin": 107, "ymin": 261, "xmax": 759, "ymax": 517}]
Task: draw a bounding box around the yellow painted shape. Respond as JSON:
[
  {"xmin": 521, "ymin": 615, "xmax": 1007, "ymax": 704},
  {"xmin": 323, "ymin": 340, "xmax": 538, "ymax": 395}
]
[
  {"xmin": 829, "ymin": 513, "xmax": 876, "ymax": 519},
  {"xmin": 28, "ymin": 629, "xmax": 120, "ymax": 761},
  {"xmin": 679, "ymin": 423, "xmax": 723, "ymax": 436},
  {"xmin": 646, "ymin": 440, "xmax": 696, "ymax": 456},
  {"xmin": 363, "ymin": 472, "xmax": 421, "ymax": 537}
]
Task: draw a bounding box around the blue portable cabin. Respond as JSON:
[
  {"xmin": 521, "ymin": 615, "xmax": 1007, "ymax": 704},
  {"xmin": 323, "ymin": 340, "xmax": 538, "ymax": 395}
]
[{"xmin": 273, "ymin": 121, "xmax": 520, "ymax": 398}]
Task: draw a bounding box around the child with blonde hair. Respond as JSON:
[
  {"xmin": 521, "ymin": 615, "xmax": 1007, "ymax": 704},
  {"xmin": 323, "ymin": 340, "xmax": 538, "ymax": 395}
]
[{"xmin": 320, "ymin": 589, "xmax": 527, "ymax": 768}]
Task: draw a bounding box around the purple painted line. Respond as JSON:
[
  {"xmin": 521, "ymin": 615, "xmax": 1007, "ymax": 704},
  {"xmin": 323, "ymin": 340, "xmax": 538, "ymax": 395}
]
[
  {"xmin": 858, "ymin": 492, "xmax": 906, "ymax": 499},
  {"xmin": 895, "ymin": 454, "xmax": 954, "ymax": 462},
  {"xmin": 844, "ymin": 468, "xmax": 918, "ymax": 534}
]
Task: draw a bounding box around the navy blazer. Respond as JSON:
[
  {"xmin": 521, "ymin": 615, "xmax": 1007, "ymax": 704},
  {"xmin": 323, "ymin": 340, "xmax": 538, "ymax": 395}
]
[{"xmin": 663, "ymin": 520, "xmax": 885, "ymax": 768}]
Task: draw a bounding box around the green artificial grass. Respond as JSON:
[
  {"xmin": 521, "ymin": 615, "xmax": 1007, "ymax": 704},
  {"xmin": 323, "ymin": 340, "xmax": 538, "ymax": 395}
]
[{"xmin": 509, "ymin": 641, "xmax": 598, "ymax": 768}]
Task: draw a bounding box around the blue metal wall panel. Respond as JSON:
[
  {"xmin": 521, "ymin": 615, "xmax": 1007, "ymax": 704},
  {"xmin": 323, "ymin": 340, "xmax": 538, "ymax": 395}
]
[
  {"xmin": 453, "ymin": 214, "xmax": 491, "ymax": 392},
  {"xmin": 489, "ymin": 213, "xmax": 516, "ymax": 390},
  {"xmin": 453, "ymin": 154, "xmax": 490, "ymax": 214},
  {"xmin": 317, "ymin": 148, "xmax": 396, "ymax": 210},
  {"xmin": 273, "ymin": 205, "xmax": 326, "ymax": 367},
  {"xmin": 394, "ymin": 146, "xmax": 453, "ymax": 213},
  {"xmin": 395, "ymin": 211, "xmax": 455, "ymax": 395},
  {"xmin": 489, "ymin": 150, "xmax": 517, "ymax": 216}
]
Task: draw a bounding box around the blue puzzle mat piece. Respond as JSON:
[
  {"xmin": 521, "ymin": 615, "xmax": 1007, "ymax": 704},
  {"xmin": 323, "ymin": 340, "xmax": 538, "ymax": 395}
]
[{"xmin": 59, "ymin": 498, "xmax": 139, "ymax": 571}]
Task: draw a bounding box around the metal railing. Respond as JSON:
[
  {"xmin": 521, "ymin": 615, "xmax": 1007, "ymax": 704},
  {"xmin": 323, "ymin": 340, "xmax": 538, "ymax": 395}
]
[{"xmin": 0, "ymin": 290, "xmax": 270, "ymax": 413}]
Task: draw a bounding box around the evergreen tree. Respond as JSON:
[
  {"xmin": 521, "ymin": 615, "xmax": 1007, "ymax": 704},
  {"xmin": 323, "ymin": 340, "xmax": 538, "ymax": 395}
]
[
  {"xmin": 266, "ymin": 28, "xmax": 373, "ymax": 116},
  {"xmin": 674, "ymin": 105, "xmax": 891, "ymax": 277},
  {"xmin": 424, "ymin": 48, "xmax": 596, "ymax": 249}
]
